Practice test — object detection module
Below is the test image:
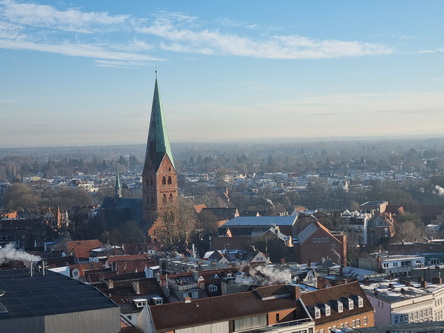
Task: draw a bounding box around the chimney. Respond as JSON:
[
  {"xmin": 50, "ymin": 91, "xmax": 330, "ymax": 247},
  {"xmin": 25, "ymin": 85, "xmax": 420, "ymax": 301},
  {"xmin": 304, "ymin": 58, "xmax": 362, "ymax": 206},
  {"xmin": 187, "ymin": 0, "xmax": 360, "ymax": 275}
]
[
  {"xmin": 133, "ymin": 280, "xmax": 141, "ymax": 295},
  {"xmin": 192, "ymin": 270, "xmax": 199, "ymax": 282},
  {"xmin": 421, "ymin": 281, "xmax": 428, "ymax": 288},
  {"xmin": 184, "ymin": 297, "xmax": 191, "ymax": 303},
  {"xmin": 291, "ymin": 284, "xmax": 301, "ymax": 300},
  {"xmin": 432, "ymin": 277, "xmax": 443, "ymax": 285}
]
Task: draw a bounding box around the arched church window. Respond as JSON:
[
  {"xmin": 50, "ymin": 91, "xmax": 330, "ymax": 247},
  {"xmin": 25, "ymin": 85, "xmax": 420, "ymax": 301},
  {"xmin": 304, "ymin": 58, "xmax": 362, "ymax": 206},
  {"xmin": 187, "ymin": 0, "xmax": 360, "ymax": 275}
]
[
  {"xmin": 162, "ymin": 177, "xmax": 166, "ymax": 185},
  {"xmin": 169, "ymin": 194, "xmax": 173, "ymax": 202},
  {"xmin": 167, "ymin": 176, "xmax": 172, "ymax": 185},
  {"xmin": 162, "ymin": 194, "xmax": 167, "ymax": 204}
]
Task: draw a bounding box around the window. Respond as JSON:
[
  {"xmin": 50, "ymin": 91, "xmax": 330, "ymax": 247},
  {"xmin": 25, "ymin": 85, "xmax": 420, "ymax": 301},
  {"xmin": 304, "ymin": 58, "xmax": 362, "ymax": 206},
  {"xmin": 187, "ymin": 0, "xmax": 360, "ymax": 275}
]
[
  {"xmin": 162, "ymin": 194, "xmax": 167, "ymax": 204},
  {"xmin": 275, "ymin": 313, "xmax": 280, "ymax": 322},
  {"xmin": 169, "ymin": 193, "xmax": 173, "ymax": 202},
  {"xmin": 162, "ymin": 177, "xmax": 166, "ymax": 185},
  {"xmin": 363, "ymin": 317, "xmax": 368, "ymax": 325},
  {"xmin": 325, "ymin": 305, "xmax": 331, "ymax": 316},
  {"xmin": 352, "ymin": 320, "xmax": 356, "ymax": 327},
  {"xmin": 314, "ymin": 307, "xmax": 321, "ymax": 319},
  {"xmin": 393, "ymin": 262, "xmax": 398, "ymax": 267},
  {"xmin": 168, "ymin": 176, "xmax": 172, "ymax": 184},
  {"xmin": 356, "ymin": 318, "xmax": 361, "ymax": 327},
  {"xmin": 337, "ymin": 301, "xmax": 343, "ymax": 313},
  {"xmin": 234, "ymin": 315, "xmax": 267, "ymax": 331},
  {"xmin": 383, "ymin": 263, "xmax": 389, "ymax": 268},
  {"xmin": 209, "ymin": 284, "xmax": 218, "ymax": 292}
]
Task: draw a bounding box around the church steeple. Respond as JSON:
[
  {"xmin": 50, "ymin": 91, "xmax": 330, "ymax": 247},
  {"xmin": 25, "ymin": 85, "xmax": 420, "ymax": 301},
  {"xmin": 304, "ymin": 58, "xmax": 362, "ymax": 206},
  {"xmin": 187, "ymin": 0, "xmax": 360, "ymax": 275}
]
[
  {"xmin": 115, "ymin": 172, "xmax": 122, "ymax": 199},
  {"xmin": 144, "ymin": 77, "xmax": 175, "ymax": 171},
  {"xmin": 142, "ymin": 75, "xmax": 179, "ymax": 241}
]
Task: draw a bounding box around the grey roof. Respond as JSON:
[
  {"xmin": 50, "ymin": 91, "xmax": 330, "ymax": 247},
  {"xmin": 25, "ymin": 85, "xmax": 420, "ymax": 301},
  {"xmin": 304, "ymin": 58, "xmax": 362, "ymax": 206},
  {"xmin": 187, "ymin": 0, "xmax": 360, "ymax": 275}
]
[
  {"xmin": 0, "ymin": 269, "xmax": 118, "ymax": 320},
  {"xmin": 222, "ymin": 216, "xmax": 297, "ymax": 227}
]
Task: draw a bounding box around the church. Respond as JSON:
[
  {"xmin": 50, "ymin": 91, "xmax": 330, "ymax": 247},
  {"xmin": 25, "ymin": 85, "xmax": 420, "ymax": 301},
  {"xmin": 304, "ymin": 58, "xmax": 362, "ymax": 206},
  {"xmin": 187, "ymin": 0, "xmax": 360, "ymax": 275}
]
[{"xmin": 97, "ymin": 75, "xmax": 179, "ymax": 245}]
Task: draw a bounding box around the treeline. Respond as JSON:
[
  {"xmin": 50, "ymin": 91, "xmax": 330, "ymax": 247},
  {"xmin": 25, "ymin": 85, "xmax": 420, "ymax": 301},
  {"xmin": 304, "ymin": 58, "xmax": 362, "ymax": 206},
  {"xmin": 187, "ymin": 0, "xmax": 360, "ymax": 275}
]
[{"xmin": 0, "ymin": 154, "xmax": 142, "ymax": 181}]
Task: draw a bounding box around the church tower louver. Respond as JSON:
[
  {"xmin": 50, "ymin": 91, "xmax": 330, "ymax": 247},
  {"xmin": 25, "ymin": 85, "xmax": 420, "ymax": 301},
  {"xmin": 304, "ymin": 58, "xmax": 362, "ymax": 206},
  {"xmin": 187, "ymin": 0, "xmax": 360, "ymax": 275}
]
[{"xmin": 142, "ymin": 75, "xmax": 179, "ymax": 241}]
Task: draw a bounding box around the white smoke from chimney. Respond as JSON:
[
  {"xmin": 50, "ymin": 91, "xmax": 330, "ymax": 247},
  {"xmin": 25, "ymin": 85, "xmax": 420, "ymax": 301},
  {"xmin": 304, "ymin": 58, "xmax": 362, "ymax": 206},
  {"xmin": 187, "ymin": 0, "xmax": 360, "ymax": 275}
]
[
  {"xmin": 237, "ymin": 265, "xmax": 292, "ymax": 286},
  {"xmin": 434, "ymin": 185, "xmax": 444, "ymax": 196},
  {"xmin": 0, "ymin": 243, "xmax": 42, "ymax": 265}
]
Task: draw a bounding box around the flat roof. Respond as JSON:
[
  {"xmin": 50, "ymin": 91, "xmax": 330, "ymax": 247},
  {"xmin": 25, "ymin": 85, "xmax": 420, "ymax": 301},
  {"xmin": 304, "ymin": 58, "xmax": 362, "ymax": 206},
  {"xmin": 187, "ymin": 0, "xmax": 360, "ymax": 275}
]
[{"xmin": 222, "ymin": 216, "xmax": 297, "ymax": 227}]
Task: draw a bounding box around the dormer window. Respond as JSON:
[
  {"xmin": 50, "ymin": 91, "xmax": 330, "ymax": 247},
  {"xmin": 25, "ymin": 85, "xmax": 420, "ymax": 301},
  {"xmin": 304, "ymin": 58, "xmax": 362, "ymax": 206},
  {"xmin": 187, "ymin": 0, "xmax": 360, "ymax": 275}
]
[
  {"xmin": 358, "ymin": 296, "xmax": 363, "ymax": 308},
  {"xmin": 349, "ymin": 299, "xmax": 354, "ymax": 310},
  {"xmin": 209, "ymin": 284, "xmax": 218, "ymax": 292},
  {"xmin": 151, "ymin": 297, "xmax": 163, "ymax": 305},
  {"xmin": 325, "ymin": 304, "xmax": 331, "ymax": 316},
  {"xmin": 337, "ymin": 301, "xmax": 343, "ymax": 313},
  {"xmin": 314, "ymin": 306, "xmax": 321, "ymax": 319}
]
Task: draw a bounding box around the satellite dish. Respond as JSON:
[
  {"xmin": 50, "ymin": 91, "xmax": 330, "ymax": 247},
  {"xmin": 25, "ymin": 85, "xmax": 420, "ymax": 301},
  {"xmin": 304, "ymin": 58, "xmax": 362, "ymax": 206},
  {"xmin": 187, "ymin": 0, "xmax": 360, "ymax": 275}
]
[{"xmin": 0, "ymin": 289, "xmax": 5, "ymax": 297}]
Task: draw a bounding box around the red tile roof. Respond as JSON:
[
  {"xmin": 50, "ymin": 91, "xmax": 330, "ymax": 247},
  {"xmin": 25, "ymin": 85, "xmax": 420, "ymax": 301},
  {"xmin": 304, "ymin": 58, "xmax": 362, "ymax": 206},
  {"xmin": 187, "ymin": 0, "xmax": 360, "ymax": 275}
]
[{"xmin": 66, "ymin": 239, "xmax": 103, "ymax": 259}]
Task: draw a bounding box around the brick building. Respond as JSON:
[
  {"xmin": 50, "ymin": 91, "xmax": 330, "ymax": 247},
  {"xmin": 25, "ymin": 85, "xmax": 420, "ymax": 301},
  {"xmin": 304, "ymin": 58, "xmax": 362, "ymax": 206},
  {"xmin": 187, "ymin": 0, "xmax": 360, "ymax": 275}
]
[
  {"xmin": 142, "ymin": 76, "xmax": 179, "ymax": 242},
  {"xmin": 294, "ymin": 221, "xmax": 347, "ymax": 267}
]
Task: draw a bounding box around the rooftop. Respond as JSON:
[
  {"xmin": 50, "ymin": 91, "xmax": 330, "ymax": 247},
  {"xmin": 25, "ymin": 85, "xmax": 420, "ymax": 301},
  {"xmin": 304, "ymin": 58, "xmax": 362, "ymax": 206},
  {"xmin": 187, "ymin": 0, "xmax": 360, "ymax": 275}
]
[{"xmin": 0, "ymin": 268, "xmax": 118, "ymax": 320}]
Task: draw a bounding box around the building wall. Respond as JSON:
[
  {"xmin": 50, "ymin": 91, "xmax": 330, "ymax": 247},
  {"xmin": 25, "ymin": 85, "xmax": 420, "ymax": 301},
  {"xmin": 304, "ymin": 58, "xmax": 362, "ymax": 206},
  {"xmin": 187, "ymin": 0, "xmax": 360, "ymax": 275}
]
[
  {"xmin": 315, "ymin": 311, "xmax": 374, "ymax": 333},
  {"xmin": 295, "ymin": 228, "xmax": 344, "ymax": 266},
  {"xmin": 175, "ymin": 321, "xmax": 229, "ymax": 333},
  {"xmin": 0, "ymin": 307, "xmax": 121, "ymax": 333}
]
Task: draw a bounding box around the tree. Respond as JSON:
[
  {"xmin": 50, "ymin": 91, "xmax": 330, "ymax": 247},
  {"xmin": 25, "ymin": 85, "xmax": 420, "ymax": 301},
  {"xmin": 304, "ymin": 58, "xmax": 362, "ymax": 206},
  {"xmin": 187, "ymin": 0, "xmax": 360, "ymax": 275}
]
[
  {"xmin": 190, "ymin": 210, "xmax": 218, "ymax": 256},
  {"xmin": 4, "ymin": 183, "xmax": 41, "ymax": 212}
]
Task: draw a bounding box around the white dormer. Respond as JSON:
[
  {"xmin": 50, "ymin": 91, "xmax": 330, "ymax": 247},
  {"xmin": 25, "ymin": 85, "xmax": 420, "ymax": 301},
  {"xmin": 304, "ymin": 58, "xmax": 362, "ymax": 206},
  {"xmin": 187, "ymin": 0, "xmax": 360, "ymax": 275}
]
[
  {"xmin": 151, "ymin": 296, "xmax": 163, "ymax": 305},
  {"xmin": 358, "ymin": 295, "xmax": 363, "ymax": 308},
  {"xmin": 314, "ymin": 306, "xmax": 321, "ymax": 319},
  {"xmin": 337, "ymin": 301, "xmax": 343, "ymax": 313},
  {"xmin": 324, "ymin": 304, "xmax": 331, "ymax": 316},
  {"xmin": 133, "ymin": 298, "xmax": 148, "ymax": 308},
  {"xmin": 348, "ymin": 298, "xmax": 354, "ymax": 310},
  {"xmin": 351, "ymin": 295, "xmax": 364, "ymax": 308}
]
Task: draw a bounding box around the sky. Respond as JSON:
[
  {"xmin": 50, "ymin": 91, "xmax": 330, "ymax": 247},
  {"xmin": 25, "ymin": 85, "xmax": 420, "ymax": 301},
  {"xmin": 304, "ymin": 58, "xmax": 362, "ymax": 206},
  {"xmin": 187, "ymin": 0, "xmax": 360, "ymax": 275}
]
[{"xmin": 1, "ymin": 0, "xmax": 444, "ymax": 148}]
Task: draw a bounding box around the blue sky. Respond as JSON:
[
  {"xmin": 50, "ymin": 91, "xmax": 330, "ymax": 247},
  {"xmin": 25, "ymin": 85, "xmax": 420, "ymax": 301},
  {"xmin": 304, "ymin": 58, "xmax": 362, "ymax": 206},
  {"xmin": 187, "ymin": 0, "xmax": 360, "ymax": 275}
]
[{"xmin": 1, "ymin": 0, "xmax": 443, "ymax": 148}]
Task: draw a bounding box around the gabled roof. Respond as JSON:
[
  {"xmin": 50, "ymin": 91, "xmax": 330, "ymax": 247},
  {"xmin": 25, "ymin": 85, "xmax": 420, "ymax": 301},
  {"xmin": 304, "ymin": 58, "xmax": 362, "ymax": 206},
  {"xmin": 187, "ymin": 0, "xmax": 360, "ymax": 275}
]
[
  {"xmin": 297, "ymin": 221, "xmax": 340, "ymax": 245},
  {"xmin": 66, "ymin": 239, "xmax": 104, "ymax": 259},
  {"xmin": 300, "ymin": 281, "xmax": 373, "ymax": 325},
  {"xmin": 143, "ymin": 78, "xmax": 175, "ymax": 171},
  {"xmin": 149, "ymin": 284, "xmax": 308, "ymax": 331}
]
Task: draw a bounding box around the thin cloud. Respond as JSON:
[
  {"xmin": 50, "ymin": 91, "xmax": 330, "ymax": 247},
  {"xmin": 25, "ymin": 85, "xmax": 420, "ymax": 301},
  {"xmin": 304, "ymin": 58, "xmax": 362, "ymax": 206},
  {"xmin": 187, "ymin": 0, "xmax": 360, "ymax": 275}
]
[
  {"xmin": 0, "ymin": 38, "xmax": 161, "ymax": 62},
  {"xmin": 141, "ymin": 18, "xmax": 392, "ymax": 59},
  {"xmin": 1, "ymin": 0, "xmax": 129, "ymax": 33},
  {"xmin": 0, "ymin": 0, "xmax": 393, "ymax": 65}
]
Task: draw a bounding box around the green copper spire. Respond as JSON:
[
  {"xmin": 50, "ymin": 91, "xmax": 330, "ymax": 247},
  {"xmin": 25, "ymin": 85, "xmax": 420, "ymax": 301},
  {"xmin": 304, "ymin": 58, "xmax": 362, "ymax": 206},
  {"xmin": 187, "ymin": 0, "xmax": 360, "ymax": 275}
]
[
  {"xmin": 115, "ymin": 172, "xmax": 122, "ymax": 199},
  {"xmin": 145, "ymin": 77, "xmax": 175, "ymax": 170}
]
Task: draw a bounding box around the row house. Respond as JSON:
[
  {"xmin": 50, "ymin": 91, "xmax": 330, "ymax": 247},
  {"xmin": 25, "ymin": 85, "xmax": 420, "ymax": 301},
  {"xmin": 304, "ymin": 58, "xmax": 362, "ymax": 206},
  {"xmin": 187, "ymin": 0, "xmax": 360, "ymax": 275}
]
[
  {"xmin": 367, "ymin": 212, "xmax": 396, "ymax": 247},
  {"xmin": 138, "ymin": 282, "xmax": 373, "ymax": 333},
  {"xmin": 362, "ymin": 278, "xmax": 444, "ymax": 325},
  {"xmin": 359, "ymin": 253, "xmax": 425, "ymax": 276},
  {"xmin": 300, "ymin": 282, "xmax": 374, "ymax": 333}
]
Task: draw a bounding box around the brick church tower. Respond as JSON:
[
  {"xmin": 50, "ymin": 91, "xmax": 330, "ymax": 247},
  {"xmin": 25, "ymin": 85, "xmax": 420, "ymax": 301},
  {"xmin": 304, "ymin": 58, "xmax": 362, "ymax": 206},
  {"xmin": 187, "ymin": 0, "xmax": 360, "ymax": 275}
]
[{"xmin": 142, "ymin": 76, "xmax": 179, "ymax": 241}]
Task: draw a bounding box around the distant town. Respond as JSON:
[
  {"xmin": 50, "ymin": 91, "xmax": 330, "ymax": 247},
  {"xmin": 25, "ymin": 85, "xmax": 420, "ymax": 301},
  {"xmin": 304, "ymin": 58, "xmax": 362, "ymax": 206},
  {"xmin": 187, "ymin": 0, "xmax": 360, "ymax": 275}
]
[{"xmin": 2, "ymin": 80, "xmax": 444, "ymax": 332}]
